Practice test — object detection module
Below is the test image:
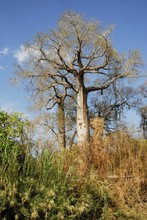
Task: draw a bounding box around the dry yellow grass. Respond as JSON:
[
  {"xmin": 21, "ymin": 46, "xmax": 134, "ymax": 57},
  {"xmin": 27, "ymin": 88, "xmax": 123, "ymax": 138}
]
[{"xmin": 63, "ymin": 121, "xmax": 147, "ymax": 218}]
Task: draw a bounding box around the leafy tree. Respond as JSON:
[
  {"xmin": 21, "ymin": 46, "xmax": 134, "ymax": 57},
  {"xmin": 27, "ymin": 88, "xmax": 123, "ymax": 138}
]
[
  {"xmin": 0, "ymin": 110, "xmax": 33, "ymax": 162},
  {"xmin": 14, "ymin": 11, "xmax": 143, "ymax": 145}
]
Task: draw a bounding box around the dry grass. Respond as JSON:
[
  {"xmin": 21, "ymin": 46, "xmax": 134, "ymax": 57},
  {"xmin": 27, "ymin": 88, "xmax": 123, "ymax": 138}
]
[{"xmin": 63, "ymin": 127, "xmax": 147, "ymax": 219}]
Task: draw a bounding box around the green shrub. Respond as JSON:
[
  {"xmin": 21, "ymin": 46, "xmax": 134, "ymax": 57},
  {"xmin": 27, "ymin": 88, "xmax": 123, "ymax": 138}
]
[{"xmin": 0, "ymin": 149, "xmax": 119, "ymax": 220}]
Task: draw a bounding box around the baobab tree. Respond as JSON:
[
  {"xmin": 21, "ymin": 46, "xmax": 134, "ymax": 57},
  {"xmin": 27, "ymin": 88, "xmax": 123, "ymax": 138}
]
[{"xmin": 14, "ymin": 11, "xmax": 143, "ymax": 145}]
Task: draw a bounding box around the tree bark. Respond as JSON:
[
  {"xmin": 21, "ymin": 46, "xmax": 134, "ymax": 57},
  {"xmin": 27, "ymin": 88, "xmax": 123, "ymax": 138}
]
[
  {"xmin": 58, "ymin": 100, "xmax": 66, "ymax": 149},
  {"xmin": 77, "ymin": 85, "xmax": 90, "ymax": 145}
]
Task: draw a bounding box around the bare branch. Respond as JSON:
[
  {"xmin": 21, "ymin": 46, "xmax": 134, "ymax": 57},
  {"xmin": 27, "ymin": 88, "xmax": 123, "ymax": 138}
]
[
  {"xmin": 44, "ymin": 123, "xmax": 58, "ymax": 137},
  {"xmin": 46, "ymin": 100, "xmax": 58, "ymax": 110},
  {"xmin": 82, "ymin": 35, "xmax": 109, "ymax": 71}
]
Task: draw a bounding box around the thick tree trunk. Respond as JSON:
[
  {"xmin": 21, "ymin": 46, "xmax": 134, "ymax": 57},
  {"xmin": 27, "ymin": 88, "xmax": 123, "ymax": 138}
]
[
  {"xmin": 77, "ymin": 86, "xmax": 90, "ymax": 145},
  {"xmin": 58, "ymin": 100, "xmax": 66, "ymax": 149}
]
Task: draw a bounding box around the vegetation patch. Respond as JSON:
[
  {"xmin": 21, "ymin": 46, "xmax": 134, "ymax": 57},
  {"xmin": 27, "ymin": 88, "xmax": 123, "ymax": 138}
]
[{"xmin": 0, "ymin": 110, "xmax": 146, "ymax": 219}]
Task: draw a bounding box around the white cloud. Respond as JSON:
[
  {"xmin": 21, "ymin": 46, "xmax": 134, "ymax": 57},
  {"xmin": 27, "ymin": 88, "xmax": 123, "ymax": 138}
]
[
  {"xmin": 14, "ymin": 45, "xmax": 30, "ymax": 64},
  {"xmin": 14, "ymin": 45, "xmax": 41, "ymax": 64},
  {"xmin": 14, "ymin": 44, "xmax": 62, "ymax": 66},
  {"xmin": 0, "ymin": 47, "xmax": 9, "ymax": 56}
]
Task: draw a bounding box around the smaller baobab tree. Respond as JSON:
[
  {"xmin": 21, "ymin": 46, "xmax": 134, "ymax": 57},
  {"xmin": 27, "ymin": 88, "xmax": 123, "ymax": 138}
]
[
  {"xmin": 14, "ymin": 52, "xmax": 72, "ymax": 149},
  {"xmin": 35, "ymin": 84, "xmax": 68, "ymax": 149}
]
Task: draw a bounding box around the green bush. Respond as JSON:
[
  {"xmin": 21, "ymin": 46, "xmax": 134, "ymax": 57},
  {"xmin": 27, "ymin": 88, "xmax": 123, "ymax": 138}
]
[
  {"xmin": 0, "ymin": 149, "xmax": 118, "ymax": 220},
  {"xmin": 0, "ymin": 110, "xmax": 32, "ymax": 157}
]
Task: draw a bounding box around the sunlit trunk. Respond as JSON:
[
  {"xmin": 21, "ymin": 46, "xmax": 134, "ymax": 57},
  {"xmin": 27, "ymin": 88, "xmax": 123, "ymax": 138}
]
[
  {"xmin": 77, "ymin": 85, "xmax": 90, "ymax": 145},
  {"xmin": 58, "ymin": 100, "xmax": 66, "ymax": 149}
]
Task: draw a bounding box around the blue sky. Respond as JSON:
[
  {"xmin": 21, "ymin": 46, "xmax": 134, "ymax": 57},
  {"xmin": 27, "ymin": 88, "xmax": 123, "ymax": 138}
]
[{"xmin": 0, "ymin": 0, "xmax": 146, "ymax": 126}]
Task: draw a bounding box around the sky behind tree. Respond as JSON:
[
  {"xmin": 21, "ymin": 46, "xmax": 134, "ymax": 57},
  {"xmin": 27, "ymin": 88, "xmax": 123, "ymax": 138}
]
[{"xmin": 0, "ymin": 0, "xmax": 146, "ymax": 128}]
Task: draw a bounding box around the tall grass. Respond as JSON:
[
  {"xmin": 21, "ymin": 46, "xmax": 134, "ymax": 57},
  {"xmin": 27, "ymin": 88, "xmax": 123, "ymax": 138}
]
[{"xmin": 0, "ymin": 132, "xmax": 146, "ymax": 219}]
